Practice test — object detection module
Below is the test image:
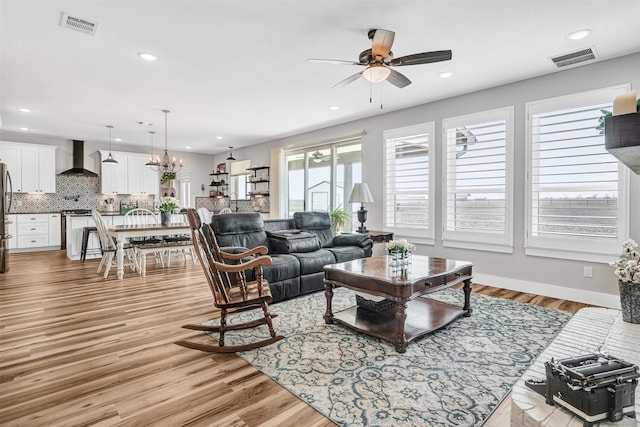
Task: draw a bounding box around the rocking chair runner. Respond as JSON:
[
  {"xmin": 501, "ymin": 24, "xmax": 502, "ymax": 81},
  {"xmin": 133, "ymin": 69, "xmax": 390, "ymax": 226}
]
[{"xmin": 175, "ymin": 208, "xmax": 284, "ymax": 353}]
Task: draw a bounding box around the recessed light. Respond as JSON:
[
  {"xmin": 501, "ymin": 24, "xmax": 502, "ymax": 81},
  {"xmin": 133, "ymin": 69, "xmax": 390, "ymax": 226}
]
[
  {"xmin": 137, "ymin": 52, "xmax": 158, "ymax": 61},
  {"xmin": 568, "ymin": 29, "xmax": 591, "ymax": 40},
  {"xmin": 114, "ymin": 138, "xmax": 122, "ymax": 142},
  {"xmin": 329, "ymin": 106, "xmax": 339, "ymax": 111},
  {"xmin": 19, "ymin": 127, "xmax": 29, "ymax": 131},
  {"xmin": 17, "ymin": 107, "xmax": 31, "ymax": 113},
  {"xmin": 438, "ymin": 71, "xmax": 454, "ymax": 79},
  {"xmin": 215, "ymin": 136, "xmax": 223, "ymax": 140},
  {"xmin": 185, "ymin": 146, "xmax": 191, "ymax": 150}
]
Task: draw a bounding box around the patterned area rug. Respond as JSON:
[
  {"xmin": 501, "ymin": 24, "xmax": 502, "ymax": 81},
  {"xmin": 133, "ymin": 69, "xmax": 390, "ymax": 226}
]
[{"xmin": 207, "ymin": 288, "xmax": 572, "ymax": 426}]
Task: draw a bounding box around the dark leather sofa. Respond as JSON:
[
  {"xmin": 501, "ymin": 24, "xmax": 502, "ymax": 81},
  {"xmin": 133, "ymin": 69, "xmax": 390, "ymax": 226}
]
[{"xmin": 211, "ymin": 211, "xmax": 373, "ymax": 302}]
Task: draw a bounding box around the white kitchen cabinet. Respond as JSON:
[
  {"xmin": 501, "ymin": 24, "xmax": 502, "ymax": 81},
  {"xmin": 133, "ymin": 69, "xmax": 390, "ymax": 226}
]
[
  {"xmin": 100, "ymin": 150, "xmax": 128, "ymax": 194},
  {"xmin": 7, "ymin": 214, "xmax": 17, "ymax": 250},
  {"xmin": 15, "ymin": 214, "xmax": 49, "ymax": 249},
  {"xmin": 48, "ymin": 213, "xmax": 61, "ymax": 247},
  {"xmin": 127, "ymin": 154, "xmax": 159, "ymax": 195},
  {"xmin": 0, "ymin": 142, "xmax": 56, "ymax": 193},
  {"xmin": 0, "ymin": 144, "xmax": 22, "ymax": 191},
  {"xmin": 11, "ymin": 213, "xmax": 63, "ymax": 251}
]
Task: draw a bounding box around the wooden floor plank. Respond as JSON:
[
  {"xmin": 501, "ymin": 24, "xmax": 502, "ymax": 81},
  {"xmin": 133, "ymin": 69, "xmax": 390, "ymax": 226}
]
[{"xmin": 0, "ymin": 250, "xmax": 593, "ymax": 426}]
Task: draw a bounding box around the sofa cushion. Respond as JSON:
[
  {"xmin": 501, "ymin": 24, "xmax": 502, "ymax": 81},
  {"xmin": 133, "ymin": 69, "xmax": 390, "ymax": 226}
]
[
  {"xmin": 212, "ymin": 212, "xmax": 270, "ymax": 249},
  {"xmin": 291, "ymin": 249, "xmax": 336, "ymax": 275},
  {"xmin": 293, "ymin": 211, "xmax": 336, "ymax": 247}
]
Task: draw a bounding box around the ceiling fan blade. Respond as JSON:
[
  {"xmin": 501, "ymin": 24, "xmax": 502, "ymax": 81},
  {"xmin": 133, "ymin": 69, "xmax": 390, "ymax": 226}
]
[
  {"xmin": 389, "ymin": 50, "xmax": 452, "ymax": 66},
  {"xmin": 332, "ymin": 71, "xmax": 363, "ymax": 88},
  {"xmin": 371, "ymin": 29, "xmax": 395, "ymax": 59},
  {"xmin": 386, "ymin": 69, "xmax": 411, "ymax": 88},
  {"xmin": 307, "ymin": 58, "xmax": 362, "ymax": 66}
]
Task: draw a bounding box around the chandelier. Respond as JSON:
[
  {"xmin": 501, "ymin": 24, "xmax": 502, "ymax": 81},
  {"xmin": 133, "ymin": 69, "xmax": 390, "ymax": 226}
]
[{"xmin": 149, "ymin": 109, "xmax": 183, "ymax": 172}]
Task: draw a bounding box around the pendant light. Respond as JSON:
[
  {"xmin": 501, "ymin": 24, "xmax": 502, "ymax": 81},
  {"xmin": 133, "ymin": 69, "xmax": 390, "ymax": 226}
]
[
  {"xmin": 150, "ymin": 109, "xmax": 183, "ymax": 172},
  {"xmin": 145, "ymin": 131, "xmax": 160, "ymax": 167},
  {"xmin": 102, "ymin": 125, "xmax": 118, "ymax": 164},
  {"xmin": 226, "ymin": 146, "xmax": 236, "ymax": 161}
]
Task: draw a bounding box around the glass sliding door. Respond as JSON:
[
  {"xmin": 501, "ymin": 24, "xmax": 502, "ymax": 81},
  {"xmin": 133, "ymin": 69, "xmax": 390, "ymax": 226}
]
[{"xmin": 285, "ymin": 140, "xmax": 362, "ymax": 228}]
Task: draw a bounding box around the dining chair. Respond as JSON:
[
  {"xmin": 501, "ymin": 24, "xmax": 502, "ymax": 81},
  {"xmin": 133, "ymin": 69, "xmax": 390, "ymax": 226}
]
[
  {"xmin": 91, "ymin": 210, "xmax": 137, "ymax": 278},
  {"xmin": 163, "ymin": 212, "xmax": 195, "ymax": 266},
  {"xmin": 197, "ymin": 207, "xmax": 212, "ymax": 224},
  {"xmin": 175, "ymin": 208, "xmax": 283, "ymax": 353},
  {"xmin": 218, "ymin": 207, "xmax": 233, "ymax": 214},
  {"xmin": 124, "ymin": 208, "xmax": 164, "ymax": 269}
]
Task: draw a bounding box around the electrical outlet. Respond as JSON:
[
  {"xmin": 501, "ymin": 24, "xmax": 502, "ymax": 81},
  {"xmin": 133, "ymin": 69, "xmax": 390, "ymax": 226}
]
[
  {"xmin": 16, "ymin": 200, "xmax": 23, "ymax": 207},
  {"xmin": 583, "ymin": 266, "xmax": 593, "ymax": 278}
]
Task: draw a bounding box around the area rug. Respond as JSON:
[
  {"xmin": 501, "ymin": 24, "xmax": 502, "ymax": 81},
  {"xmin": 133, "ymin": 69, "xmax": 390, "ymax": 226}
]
[{"xmin": 206, "ymin": 288, "xmax": 572, "ymax": 426}]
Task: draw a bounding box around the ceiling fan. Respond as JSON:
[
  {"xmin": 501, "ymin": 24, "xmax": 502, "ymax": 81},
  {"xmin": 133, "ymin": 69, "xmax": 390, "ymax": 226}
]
[{"xmin": 308, "ymin": 29, "xmax": 452, "ymax": 88}]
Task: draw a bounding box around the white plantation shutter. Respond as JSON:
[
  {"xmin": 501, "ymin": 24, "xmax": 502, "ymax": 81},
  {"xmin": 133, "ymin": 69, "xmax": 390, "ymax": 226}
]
[
  {"xmin": 526, "ymin": 85, "xmax": 630, "ymax": 262},
  {"xmin": 442, "ymin": 107, "xmax": 514, "ymax": 252},
  {"xmin": 383, "ymin": 122, "xmax": 435, "ymax": 243}
]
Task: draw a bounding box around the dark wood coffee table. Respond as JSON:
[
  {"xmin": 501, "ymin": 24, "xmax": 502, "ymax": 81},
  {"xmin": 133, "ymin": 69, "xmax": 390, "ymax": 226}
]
[{"xmin": 323, "ymin": 255, "xmax": 473, "ymax": 353}]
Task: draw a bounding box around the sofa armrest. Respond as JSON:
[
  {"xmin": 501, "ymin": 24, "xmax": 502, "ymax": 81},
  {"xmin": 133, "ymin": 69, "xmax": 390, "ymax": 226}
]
[{"xmin": 333, "ymin": 233, "xmax": 374, "ymax": 257}]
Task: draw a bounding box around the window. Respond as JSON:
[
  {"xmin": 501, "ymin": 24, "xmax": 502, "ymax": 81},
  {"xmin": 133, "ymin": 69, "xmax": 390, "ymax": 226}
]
[
  {"xmin": 179, "ymin": 174, "xmax": 191, "ymax": 208},
  {"xmin": 285, "ymin": 138, "xmax": 362, "ymax": 225},
  {"xmin": 230, "ymin": 159, "xmax": 250, "ymax": 200},
  {"xmin": 526, "ymin": 85, "xmax": 630, "ymax": 263},
  {"xmin": 442, "ymin": 107, "xmax": 514, "ymax": 252},
  {"xmin": 383, "ymin": 122, "xmax": 435, "ymax": 244}
]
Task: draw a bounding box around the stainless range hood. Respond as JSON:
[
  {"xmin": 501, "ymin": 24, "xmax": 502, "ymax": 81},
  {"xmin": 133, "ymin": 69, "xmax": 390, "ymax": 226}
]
[{"xmin": 58, "ymin": 140, "xmax": 99, "ymax": 177}]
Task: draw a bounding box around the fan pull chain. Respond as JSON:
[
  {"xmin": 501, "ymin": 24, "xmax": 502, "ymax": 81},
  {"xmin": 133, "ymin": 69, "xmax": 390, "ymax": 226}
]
[
  {"xmin": 369, "ymin": 78, "xmax": 373, "ymax": 104},
  {"xmin": 380, "ymin": 81, "xmax": 384, "ymax": 110}
]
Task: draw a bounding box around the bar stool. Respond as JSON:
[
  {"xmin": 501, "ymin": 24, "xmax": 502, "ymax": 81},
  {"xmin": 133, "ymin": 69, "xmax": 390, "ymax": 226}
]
[{"xmin": 81, "ymin": 226, "xmax": 98, "ymax": 262}]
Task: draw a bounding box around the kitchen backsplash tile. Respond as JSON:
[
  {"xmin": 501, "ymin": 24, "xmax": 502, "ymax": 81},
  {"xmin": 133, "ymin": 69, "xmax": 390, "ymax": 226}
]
[{"xmin": 10, "ymin": 175, "xmax": 155, "ymax": 213}]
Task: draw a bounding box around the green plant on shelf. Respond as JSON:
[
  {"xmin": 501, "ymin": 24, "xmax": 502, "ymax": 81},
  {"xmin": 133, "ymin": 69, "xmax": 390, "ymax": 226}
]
[{"xmin": 160, "ymin": 172, "xmax": 176, "ymax": 186}]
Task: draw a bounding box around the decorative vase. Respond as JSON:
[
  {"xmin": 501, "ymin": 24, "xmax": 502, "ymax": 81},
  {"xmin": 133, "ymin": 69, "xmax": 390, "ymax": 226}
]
[
  {"xmin": 619, "ymin": 280, "xmax": 640, "ymax": 324},
  {"xmin": 161, "ymin": 211, "xmax": 172, "ymax": 227}
]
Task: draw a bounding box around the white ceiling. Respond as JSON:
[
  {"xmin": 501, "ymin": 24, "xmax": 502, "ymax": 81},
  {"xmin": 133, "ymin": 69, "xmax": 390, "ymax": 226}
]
[{"xmin": 1, "ymin": 1, "xmax": 639, "ymax": 155}]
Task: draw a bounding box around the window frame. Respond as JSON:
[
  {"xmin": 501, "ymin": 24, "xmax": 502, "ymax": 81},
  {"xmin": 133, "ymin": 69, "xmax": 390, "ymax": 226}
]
[
  {"xmin": 383, "ymin": 122, "xmax": 436, "ymax": 245},
  {"xmin": 525, "ymin": 85, "xmax": 631, "ymax": 263},
  {"xmin": 441, "ymin": 107, "xmax": 514, "ymax": 253}
]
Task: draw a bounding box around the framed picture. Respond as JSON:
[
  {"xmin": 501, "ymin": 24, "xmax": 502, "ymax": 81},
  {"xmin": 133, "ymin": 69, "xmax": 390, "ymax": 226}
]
[{"xmin": 216, "ymin": 162, "xmax": 226, "ymax": 173}]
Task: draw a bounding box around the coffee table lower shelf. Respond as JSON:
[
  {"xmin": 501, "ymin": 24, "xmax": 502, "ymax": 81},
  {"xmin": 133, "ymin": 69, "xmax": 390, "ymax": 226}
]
[{"xmin": 331, "ymin": 297, "xmax": 466, "ymax": 349}]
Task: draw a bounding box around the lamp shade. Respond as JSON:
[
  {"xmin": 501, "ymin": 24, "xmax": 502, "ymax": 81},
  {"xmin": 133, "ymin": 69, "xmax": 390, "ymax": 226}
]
[{"xmin": 348, "ymin": 183, "xmax": 374, "ymax": 204}]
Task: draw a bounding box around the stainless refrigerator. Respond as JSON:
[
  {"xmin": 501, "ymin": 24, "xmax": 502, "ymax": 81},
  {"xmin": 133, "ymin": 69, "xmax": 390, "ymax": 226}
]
[{"xmin": 1, "ymin": 163, "xmax": 14, "ymax": 272}]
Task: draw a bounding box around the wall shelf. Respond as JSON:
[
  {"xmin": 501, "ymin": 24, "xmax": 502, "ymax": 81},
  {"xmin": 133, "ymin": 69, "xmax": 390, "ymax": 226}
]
[{"xmin": 209, "ymin": 171, "xmax": 228, "ymax": 197}]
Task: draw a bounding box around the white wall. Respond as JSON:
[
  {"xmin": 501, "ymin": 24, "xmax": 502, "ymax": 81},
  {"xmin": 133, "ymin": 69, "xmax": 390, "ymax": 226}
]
[{"xmin": 213, "ymin": 53, "xmax": 640, "ymax": 307}]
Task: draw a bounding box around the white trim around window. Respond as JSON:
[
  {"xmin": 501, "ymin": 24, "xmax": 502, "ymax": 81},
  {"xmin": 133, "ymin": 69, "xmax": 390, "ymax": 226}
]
[
  {"xmin": 525, "ymin": 84, "xmax": 631, "ymax": 263},
  {"xmin": 442, "ymin": 106, "xmax": 514, "ymax": 253},
  {"xmin": 383, "ymin": 122, "xmax": 435, "ymax": 245}
]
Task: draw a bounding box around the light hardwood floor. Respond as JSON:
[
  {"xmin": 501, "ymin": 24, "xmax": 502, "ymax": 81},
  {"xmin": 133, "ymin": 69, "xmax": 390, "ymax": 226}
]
[{"xmin": 0, "ymin": 251, "xmax": 593, "ymax": 426}]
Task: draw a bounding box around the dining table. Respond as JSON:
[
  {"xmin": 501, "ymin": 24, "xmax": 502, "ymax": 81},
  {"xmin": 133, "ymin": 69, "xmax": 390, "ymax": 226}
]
[{"xmin": 108, "ymin": 223, "xmax": 191, "ymax": 279}]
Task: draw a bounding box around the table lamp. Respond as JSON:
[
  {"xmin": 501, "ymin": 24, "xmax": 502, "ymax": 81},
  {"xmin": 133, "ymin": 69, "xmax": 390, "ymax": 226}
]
[{"xmin": 348, "ymin": 183, "xmax": 374, "ymax": 233}]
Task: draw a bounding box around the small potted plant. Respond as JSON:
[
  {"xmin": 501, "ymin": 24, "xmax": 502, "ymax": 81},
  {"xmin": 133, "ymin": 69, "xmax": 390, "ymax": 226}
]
[
  {"xmin": 329, "ymin": 207, "xmax": 351, "ymax": 233},
  {"xmin": 609, "ymin": 239, "xmax": 640, "ymax": 323}
]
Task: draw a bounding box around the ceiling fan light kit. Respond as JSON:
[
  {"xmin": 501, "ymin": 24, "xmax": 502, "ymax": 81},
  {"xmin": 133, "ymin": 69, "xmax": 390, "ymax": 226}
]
[
  {"xmin": 309, "ymin": 28, "xmax": 452, "ymax": 89},
  {"xmin": 362, "ymin": 64, "xmax": 391, "ymax": 83}
]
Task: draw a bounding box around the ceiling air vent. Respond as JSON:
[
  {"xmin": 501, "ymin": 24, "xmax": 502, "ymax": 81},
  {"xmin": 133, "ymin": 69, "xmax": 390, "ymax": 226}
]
[
  {"xmin": 60, "ymin": 12, "xmax": 99, "ymax": 36},
  {"xmin": 550, "ymin": 47, "xmax": 597, "ymax": 68}
]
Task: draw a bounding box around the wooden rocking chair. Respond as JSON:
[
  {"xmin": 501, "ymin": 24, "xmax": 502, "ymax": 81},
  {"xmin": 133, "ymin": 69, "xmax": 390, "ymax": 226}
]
[{"xmin": 175, "ymin": 208, "xmax": 284, "ymax": 353}]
